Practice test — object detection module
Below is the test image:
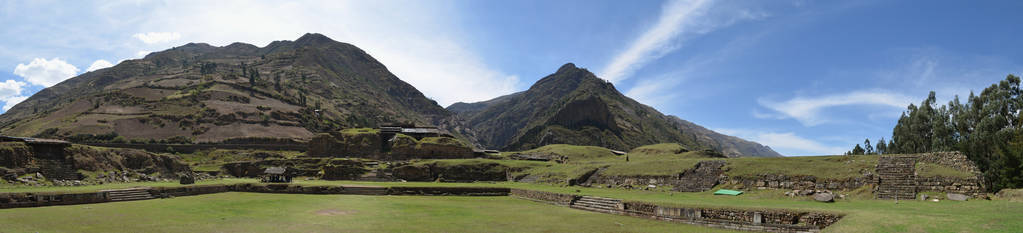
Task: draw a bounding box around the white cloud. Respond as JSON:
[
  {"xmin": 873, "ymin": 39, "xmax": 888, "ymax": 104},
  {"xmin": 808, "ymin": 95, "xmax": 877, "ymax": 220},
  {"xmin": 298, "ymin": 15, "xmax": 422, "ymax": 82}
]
[
  {"xmin": 119, "ymin": 1, "xmax": 518, "ymax": 106},
  {"xmin": 132, "ymin": 32, "xmax": 182, "ymax": 44},
  {"xmin": 600, "ymin": 0, "xmax": 712, "ymax": 83},
  {"xmin": 85, "ymin": 59, "xmax": 114, "ymax": 72},
  {"xmin": 0, "ymin": 80, "xmax": 29, "ymax": 112},
  {"xmin": 136, "ymin": 50, "xmax": 151, "ymax": 58},
  {"xmin": 0, "ymin": 80, "xmax": 27, "ymax": 99},
  {"xmin": 3, "ymin": 96, "xmax": 28, "ymax": 111},
  {"xmin": 757, "ymin": 90, "xmax": 915, "ymax": 126},
  {"xmin": 714, "ymin": 128, "xmax": 846, "ymax": 156},
  {"xmin": 755, "ymin": 132, "xmax": 847, "ymax": 156},
  {"xmin": 13, "ymin": 57, "xmax": 80, "ymax": 87}
]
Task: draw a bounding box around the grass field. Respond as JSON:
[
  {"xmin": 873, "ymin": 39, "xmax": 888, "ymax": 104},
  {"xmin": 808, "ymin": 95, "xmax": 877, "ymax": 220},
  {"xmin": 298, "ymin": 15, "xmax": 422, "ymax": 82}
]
[
  {"xmin": 0, "ymin": 192, "xmax": 730, "ymax": 233},
  {"xmin": 3, "ymin": 179, "xmax": 1023, "ymax": 232}
]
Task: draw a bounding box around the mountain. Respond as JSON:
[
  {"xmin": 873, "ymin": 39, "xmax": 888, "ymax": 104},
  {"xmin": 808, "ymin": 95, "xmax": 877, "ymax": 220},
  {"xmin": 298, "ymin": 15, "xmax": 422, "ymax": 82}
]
[
  {"xmin": 447, "ymin": 63, "xmax": 781, "ymax": 157},
  {"xmin": 0, "ymin": 33, "xmax": 780, "ymax": 157},
  {"xmin": 0, "ymin": 33, "xmax": 450, "ymax": 142}
]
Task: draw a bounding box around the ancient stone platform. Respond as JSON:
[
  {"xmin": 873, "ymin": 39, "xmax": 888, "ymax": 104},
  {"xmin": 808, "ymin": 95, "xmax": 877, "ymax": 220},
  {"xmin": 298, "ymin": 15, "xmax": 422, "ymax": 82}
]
[{"xmin": 875, "ymin": 156, "xmax": 917, "ymax": 200}]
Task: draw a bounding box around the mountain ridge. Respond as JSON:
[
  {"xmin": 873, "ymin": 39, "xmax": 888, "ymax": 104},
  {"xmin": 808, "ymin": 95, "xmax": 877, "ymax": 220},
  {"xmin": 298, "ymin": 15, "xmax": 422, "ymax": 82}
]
[
  {"xmin": 447, "ymin": 62, "xmax": 781, "ymax": 157},
  {"xmin": 0, "ymin": 33, "xmax": 449, "ymax": 142},
  {"xmin": 0, "ymin": 33, "xmax": 779, "ymax": 157}
]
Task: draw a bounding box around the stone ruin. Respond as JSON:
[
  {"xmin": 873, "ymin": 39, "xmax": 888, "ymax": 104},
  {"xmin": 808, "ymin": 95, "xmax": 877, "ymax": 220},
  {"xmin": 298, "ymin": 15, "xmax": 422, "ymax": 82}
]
[
  {"xmin": 306, "ymin": 126, "xmax": 474, "ymax": 160},
  {"xmin": 874, "ymin": 152, "xmax": 985, "ymax": 199}
]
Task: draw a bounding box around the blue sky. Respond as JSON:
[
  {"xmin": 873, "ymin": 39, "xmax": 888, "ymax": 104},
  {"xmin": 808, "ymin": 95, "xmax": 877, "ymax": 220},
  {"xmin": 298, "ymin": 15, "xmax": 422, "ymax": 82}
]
[{"xmin": 1, "ymin": 0, "xmax": 1021, "ymax": 156}]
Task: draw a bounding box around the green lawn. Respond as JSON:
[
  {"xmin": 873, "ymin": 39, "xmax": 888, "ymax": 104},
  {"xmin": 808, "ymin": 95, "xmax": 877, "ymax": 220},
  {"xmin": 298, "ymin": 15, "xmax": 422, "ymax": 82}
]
[
  {"xmin": 3, "ymin": 179, "xmax": 1022, "ymax": 232},
  {"xmin": 0, "ymin": 192, "xmax": 731, "ymax": 233}
]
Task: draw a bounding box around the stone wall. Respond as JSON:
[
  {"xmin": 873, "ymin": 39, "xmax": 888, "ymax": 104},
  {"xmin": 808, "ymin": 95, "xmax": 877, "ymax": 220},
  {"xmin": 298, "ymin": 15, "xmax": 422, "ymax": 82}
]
[
  {"xmin": 320, "ymin": 160, "xmax": 370, "ymax": 180},
  {"xmin": 392, "ymin": 161, "xmax": 510, "ymax": 182},
  {"xmin": 580, "ymin": 161, "xmax": 726, "ymax": 192},
  {"xmin": 583, "ymin": 174, "xmax": 675, "ymax": 189},
  {"xmin": 675, "ymin": 160, "xmax": 726, "ymax": 192},
  {"xmin": 916, "ymin": 177, "xmax": 984, "ymax": 196},
  {"xmin": 307, "ymin": 131, "xmax": 474, "ymax": 160},
  {"xmin": 726, "ymin": 175, "xmax": 873, "ymax": 191},
  {"xmin": 221, "ymin": 158, "xmax": 366, "ymax": 178},
  {"xmin": 0, "ymin": 184, "xmax": 509, "ymax": 209},
  {"xmin": 148, "ymin": 184, "xmax": 232, "ymax": 198},
  {"xmin": 509, "ymin": 189, "xmax": 578, "ymax": 206},
  {"xmin": 387, "ymin": 187, "xmax": 510, "ymax": 196},
  {"xmin": 510, "ymin": 189, "xmax": 843, "ymax": 232},
  {"xmin": 85, "ymin": 143, "xmax": 307, "ymax": 153},
  {"xmin": 0, "ymin": 191, "xmax": 108, "ymax": 209},
  {"xmin": 915, "ymin": 152, "xmax": 981, "ymax": 174},
  {"xmin": 725, "ymin": 152, "xmax": 986, "ymax": 200}
]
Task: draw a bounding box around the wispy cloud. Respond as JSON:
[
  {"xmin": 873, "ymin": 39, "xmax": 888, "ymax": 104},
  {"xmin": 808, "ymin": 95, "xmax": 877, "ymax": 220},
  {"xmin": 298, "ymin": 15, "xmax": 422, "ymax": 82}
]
[
  {"xmin": 13, "ymin": 57, "xmax": 79, "ymax": 87},
  {"xmin": 624, "ymin": 19, "xmax": 772, "ymax": 110},
  {"xmin": 600, "ymin": 0, "xmax": 769, "ymax": 83},
  {"xmin": 756, "ymin": 90, "xmax": 914, "ymax": 126},
  {"xmin": 132, "ymin": 32, "xmax": 182, "ymax": 44},
  {"xmin": 600, "ymin": 0, "xmax": 712, "ymax": 83},
  {"xmin": 715, "ymin": 128, "xmax": 847, "ymax": 156}
]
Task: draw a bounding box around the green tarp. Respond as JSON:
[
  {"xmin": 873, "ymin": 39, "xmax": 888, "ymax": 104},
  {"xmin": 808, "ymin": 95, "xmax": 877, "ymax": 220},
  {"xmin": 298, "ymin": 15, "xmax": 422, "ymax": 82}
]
[{"xmin": 713, "ymin": 189, "xmax": 743, "ymax": 196}]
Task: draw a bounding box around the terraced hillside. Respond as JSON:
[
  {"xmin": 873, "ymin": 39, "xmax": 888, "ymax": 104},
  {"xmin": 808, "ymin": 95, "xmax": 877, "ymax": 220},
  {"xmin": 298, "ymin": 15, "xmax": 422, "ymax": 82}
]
[{"xmin": 0, "ymin": 33, "xmax": 449, "ymax": 143}]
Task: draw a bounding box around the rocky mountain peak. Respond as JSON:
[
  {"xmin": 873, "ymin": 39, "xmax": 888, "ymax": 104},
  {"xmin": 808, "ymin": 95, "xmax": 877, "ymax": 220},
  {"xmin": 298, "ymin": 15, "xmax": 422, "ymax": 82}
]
[
  {"xmin": 294, "ymin": 33, "xmax": 336, "ymax": 46},
  {"xmin": 556, "ymin": 62, "xmax": 578, "ymax": 73}
]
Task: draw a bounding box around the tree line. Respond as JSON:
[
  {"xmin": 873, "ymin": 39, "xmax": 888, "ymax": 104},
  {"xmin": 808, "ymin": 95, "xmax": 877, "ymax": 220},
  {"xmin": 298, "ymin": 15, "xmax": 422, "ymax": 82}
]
[{"xmin": 847, "ymin": 74, "xmax": 1022, "ymax": 192}]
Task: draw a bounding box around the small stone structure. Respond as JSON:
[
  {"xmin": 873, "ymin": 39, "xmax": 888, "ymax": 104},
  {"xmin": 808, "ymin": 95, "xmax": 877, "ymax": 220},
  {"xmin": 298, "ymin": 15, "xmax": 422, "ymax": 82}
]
[
  {"xmin": 874, "ymin": 152, "xmax": 985, "ymax": 199},
  {"xmin": 261, "ymin": 167, "xmax": 291, "ymax": 183}
]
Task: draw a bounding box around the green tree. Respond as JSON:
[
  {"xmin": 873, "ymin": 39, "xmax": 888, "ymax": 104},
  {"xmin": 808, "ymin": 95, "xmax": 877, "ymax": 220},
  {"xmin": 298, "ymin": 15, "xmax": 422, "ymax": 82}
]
[
  {"xmin": 851, "ymin": 144, "xmax": 865, "ymax": 155},
  {"xmin": 864, "ymin": 138, "xmax": 874, "ymax": 155},
  {"xmin": 862, "ymin": 74, "xmax": 1023, "ymax": 191},
  {"xmin": 876, "ymin": 137, "xmax": 888, "ymax": 155}
]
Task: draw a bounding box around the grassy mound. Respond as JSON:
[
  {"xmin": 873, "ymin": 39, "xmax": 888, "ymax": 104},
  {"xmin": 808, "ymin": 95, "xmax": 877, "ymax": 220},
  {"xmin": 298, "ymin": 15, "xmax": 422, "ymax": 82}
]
[
  {"xmin": 508, "ymin": 144, "xmax": 618, "ymax": 161},
  {"xmin": 723, "ymin": 155, "xmax": 879, "ymax": 179}
]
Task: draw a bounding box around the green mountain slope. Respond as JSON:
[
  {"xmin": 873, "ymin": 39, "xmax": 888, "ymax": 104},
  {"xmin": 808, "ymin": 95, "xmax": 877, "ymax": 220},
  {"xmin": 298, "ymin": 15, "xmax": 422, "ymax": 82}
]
[
  {"xmin": 448, "ymin": 63, "xmax": 781, "ymax": 157},
  {"xmin": 0, "ymin": 33, "xmax": 450, "ymax": 142}
]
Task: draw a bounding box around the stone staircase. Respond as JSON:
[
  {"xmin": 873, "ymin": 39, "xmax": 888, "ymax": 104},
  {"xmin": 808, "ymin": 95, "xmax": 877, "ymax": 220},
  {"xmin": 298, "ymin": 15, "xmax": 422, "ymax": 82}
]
[
  {"xmin": 571, "ymin": 196, "xmax": 622, "ymax": 214},
  {"xmin": 876, "ymin": 156, "xmax": 917, "ymax": 200},
  {"xmin": 35, "ymin": 159, "xmax": 81, "ymax": 180},
  {"xmin": 341, "ymin": 186, "xmax": 389, "ymax": 195},
  {"xmin": 104, "ymin": 188, "xmax": 155, "ymax": 202}
]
